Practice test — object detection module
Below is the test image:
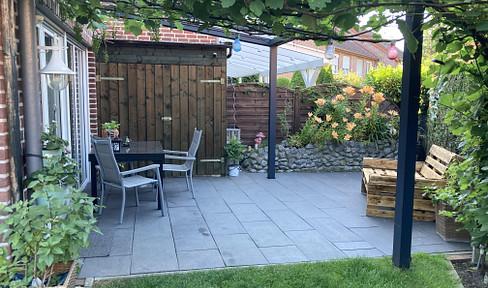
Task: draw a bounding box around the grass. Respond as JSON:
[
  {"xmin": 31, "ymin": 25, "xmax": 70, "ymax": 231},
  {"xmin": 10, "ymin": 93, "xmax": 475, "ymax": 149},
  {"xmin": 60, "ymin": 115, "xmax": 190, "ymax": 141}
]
[{"xmin": 93, "ymin": 253, "xmax": 460, "ymax": 288}]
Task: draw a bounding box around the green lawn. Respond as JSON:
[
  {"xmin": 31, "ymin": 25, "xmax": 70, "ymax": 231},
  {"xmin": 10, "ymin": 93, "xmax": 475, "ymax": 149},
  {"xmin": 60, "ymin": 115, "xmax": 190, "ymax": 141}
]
[{"xmin": 93, "ymin": 253, "xmax": 460, "ymax": 288}]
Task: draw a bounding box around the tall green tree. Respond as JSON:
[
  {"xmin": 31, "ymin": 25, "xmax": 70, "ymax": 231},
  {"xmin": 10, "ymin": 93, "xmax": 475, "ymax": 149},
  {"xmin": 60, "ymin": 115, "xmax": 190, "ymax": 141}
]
[{"xmin": 316, "ymin": 65, "xmax": 334, "ymax": 85}]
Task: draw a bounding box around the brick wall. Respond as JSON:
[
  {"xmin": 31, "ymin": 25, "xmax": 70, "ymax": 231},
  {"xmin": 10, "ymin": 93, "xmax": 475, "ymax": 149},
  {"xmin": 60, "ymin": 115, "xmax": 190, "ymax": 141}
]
[
  {"xmin": 0, "ymin": 1, "xmax": 14, "ymax": 249},
  {"xmin": 88, "ymin": 50, "xmax": 98, "ymax": 136},
  {"xmin": 105, "ymin": 21, "xmax": 218, "ymax": 43}
]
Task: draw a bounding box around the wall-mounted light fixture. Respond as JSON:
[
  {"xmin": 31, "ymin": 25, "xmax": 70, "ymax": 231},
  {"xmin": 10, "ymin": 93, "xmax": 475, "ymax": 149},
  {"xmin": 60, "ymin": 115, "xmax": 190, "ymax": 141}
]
[
  {"xmin": 233, "ymin": 35, "xmax": 241, "ymax": 52},
  {"xmin": 39, "ymin": 37, "xmax": 75, "ymax": 91},
  {"xmin": 324, "ymin": 39, "xmax": 335, "ymax": 60},
  {"xmin": 387, "ymin": 40, "xmax": 399, "ymax": 60}
]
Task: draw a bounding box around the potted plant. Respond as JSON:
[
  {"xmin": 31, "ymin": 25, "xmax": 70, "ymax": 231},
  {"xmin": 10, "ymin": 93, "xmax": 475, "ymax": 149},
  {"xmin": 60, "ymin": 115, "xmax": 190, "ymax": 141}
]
[
  {"xmin": 0, "ymin": 186, "xmax": 99, "ymax": 287},
  {"xmin": 41, "ymin": 124, "xmax": 69, "ymax": 163},
  {"xmin": 101, "ymin": 120, "xmax": 120, "ymax": 138},
  {"xmin": 224, "ymin": 137, "xmax": 246, "ymax": 176}
]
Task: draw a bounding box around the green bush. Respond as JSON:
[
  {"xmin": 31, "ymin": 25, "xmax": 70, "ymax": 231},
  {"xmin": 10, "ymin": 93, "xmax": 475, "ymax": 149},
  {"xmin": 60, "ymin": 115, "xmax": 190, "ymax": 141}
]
[
  {"xmin": 334, "ymin": 70, "xmax": 363, "ymax": 87},
  {"xmin": 242, "ymin": 74, "xmax": 259, "ymax": 83},
  {"xmin": 316, "ymin": 65, "xmax": 334, "ymax": 84},
  {"xmin": 277, "ymin": 77, "xmax": 291, "ymax": 88},
  {"xmin": 364, "ymin": 63, "xmax": 402, "ymax": 107},
  {"xmin": 426, "ymin": 74, "xmax": 471, "ymax": 154},
  {"xmin": 290, "ymin": 71, "xmax": 306, "ymax": 89},
  {"xmin": 288, "ymin": 86, "xmax": 399, "ymax": 147}
]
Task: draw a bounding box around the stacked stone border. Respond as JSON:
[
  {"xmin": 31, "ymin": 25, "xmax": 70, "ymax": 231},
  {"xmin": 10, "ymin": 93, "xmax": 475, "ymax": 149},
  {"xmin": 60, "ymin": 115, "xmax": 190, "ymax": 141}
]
[{"xmin": 242, "ymin": 140, "xmax": 398, "ymax": 173}]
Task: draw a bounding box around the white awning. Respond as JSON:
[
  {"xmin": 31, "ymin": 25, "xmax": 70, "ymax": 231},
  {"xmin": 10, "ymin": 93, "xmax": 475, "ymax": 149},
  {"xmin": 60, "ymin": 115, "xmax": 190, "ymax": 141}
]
[{"xmin": 226, "ymin": 41, "xmax": 324, "ymax": 78}]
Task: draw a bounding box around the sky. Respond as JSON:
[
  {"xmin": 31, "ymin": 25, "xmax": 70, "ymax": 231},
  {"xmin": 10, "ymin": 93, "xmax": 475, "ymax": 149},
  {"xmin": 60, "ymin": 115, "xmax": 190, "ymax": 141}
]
[{"xmin": 360, "ymin": 11, "xmax": 405, "ymax": 50}]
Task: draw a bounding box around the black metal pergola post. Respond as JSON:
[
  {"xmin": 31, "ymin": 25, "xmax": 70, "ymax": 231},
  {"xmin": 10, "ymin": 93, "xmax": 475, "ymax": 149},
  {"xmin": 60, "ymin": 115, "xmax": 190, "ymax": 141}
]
[
  {"xmin": 267, "ymin": 45, "xmax": 278, "ymax": 179},
  {"xmin": 392, "ymin": 4, "xmax": 425, "ymax": 269}
]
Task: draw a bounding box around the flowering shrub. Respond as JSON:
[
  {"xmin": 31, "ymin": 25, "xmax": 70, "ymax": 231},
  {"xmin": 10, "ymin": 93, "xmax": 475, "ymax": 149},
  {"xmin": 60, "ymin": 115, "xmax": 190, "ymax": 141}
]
[{"xmin": 288, "ymin": 86, "xmax": 399, "ymax": 147}]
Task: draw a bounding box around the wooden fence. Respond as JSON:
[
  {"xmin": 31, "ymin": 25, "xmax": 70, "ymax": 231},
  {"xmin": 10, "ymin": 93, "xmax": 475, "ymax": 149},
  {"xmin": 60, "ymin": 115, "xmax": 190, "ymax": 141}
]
[{"xmin": 226, "ymin": 83, "xmax": 398, "ymax": 146}]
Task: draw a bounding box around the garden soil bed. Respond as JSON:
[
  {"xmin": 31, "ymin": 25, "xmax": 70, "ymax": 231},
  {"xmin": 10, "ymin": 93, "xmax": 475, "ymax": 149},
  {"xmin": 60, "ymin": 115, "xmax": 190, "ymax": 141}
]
[{"xmin": 449, "ymin": 253, "xmax": 486, "ymax": 288}]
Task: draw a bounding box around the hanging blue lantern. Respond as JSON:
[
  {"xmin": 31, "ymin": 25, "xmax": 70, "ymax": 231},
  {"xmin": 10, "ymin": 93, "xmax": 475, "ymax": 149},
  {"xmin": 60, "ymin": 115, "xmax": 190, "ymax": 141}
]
[{"xmin": 233, "ymin": 36, "xmax": 241, "ymax": 52}]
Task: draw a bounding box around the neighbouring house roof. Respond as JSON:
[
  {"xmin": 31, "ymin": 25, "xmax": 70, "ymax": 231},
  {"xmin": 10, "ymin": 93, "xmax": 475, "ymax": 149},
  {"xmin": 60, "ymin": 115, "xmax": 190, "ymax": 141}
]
[{"xmin": 226, "ymin": 40, "xmax": 324, "ymax": 78}]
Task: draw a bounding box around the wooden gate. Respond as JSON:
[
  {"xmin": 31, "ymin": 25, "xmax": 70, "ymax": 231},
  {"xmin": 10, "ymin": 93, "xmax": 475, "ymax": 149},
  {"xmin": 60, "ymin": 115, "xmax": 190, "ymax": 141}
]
[{"xmin": 96, "ymin": 41, "xmax": 227, "ymax": 175}]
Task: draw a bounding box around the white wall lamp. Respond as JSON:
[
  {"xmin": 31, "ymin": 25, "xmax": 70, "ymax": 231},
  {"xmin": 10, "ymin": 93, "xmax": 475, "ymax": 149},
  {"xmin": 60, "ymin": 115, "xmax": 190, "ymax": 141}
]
[
  {"xmin": 39, "ymin": 37, "xmax": 75, "ymax": 91},
  {"xmin": 324, "ymin": 39, "xmax": 335, "ymax": 60}
]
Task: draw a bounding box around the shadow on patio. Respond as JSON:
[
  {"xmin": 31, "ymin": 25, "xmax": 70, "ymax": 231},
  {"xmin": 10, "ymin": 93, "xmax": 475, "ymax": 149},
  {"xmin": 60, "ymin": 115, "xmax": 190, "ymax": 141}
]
[{"xmin": 78, "ymin": 172, "xmax": 470, "ymax": 280}]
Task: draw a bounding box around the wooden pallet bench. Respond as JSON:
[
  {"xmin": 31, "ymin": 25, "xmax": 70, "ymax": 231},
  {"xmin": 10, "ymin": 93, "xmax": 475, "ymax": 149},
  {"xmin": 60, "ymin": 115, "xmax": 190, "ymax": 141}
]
[{"xmin": 361, "ymin": 144, "xmax": 460, "ymax": 222}]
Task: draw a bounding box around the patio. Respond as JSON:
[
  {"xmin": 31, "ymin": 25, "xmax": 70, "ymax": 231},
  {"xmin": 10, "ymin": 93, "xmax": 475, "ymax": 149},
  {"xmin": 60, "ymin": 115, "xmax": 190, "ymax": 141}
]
[{"xmin": 78, "ymin": 172, "xmax": 470, "ymax": 280}]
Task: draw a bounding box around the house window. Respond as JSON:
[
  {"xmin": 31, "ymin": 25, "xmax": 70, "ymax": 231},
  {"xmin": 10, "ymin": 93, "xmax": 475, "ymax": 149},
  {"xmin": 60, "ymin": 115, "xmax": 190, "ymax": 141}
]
[
  {"xmin": 37, "ymin": 23, "xmax": 91, "ymax": 186},
  {"xmin": 357, "ymin": 59, "xmax": 363, "ymax": 77},
  {"xmin": 343, "ymin": 56, "xmax": 350, "ymax": 75},
  {"xmin": 331, "ymin": 54, "xmax": 339, "ymax": 74},
  {"xmin": 366, "ymin": 61, "xmax": 373, "ymax": 74}
]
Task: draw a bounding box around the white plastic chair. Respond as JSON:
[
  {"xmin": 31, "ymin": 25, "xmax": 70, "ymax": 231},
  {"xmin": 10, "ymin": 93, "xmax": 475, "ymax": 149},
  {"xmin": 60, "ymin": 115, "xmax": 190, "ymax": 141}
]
[
  {"xmin": 163, "ymin": 128, "xmax": 202, "ymax": 198},
  {"xmin": 91, "ymin": 136, "xmax": 165, "ymax": 223}
]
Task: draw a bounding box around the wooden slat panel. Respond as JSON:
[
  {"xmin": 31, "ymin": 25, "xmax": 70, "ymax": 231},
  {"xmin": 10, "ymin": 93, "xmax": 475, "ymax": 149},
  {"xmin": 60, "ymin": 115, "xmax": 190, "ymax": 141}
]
[
  {"xmin": 136, "ymin": 64, "xmax": 146, "ymax": 141},
  {"xmin": 146, "ymin": 64, "xmax": 155, "ymax": 141},
  {"xmin": 196, "ymin": 66, "xmax": 207, "ymax": 175},
  {"xmin": 127, "ymin": 64, "xmax": 137, "ymax": 139},
  {"xmin": 366, "ymin": 205, "xmax": 435, "ymax": 221},
  {"xmin": 179, "ymin": 65, "xmax": 189, "ymax": 150},
  {"xmin": 429, "ymin": 144, "xmax": 455, "ymax": 164},
  {"xmin": 154, "ymin": 65, "xmax": 164, "ymax": 143},
  {"xmin": 162, "ymin": 65, "xmax": 172, "ymax": 150},
  {"xmin": 108, "ymin": 63, "xmax": 119, "ymax": 123},
  {"xmin": 420, "ymin": 165, "xmax": 443, "ymax": 179},
  {"xmin": 205, "ymin": 66, "xmax": 215, "ymax": 174},
  {"xmin": 213, "ymin": 66, "xmax": 223, "ymax": 175},
  {"xmin": 367, "ymin": 195, "xmax": 435, "ymax": 212},
  {"xmin": 171, "ymin": 65, "xmax": 181, "ymax": 152},
  {"xmin": 117, "ymin": 63, "xmax": 129, "ymax": 138},
  {"xmin": 425, "ymin": 155, "xmax": 448, "ymax": 173},
  {"xmin": 97, "ymin": 63, "xmax": 109, "ymax": 135}
]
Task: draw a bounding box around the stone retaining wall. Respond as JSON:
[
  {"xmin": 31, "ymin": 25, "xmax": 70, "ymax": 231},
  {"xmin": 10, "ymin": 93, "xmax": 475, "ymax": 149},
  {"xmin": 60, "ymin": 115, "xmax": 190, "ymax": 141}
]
[{"xmin": 242, "ymin": 140, "xmax": 398, "ymax": 173}]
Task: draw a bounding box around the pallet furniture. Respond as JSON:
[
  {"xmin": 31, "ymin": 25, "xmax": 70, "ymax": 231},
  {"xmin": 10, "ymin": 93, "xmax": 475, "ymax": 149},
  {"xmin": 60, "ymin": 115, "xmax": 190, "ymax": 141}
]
[{"xmin": 361, "ymin": 144, "xmax": 460, "ymax": 221}]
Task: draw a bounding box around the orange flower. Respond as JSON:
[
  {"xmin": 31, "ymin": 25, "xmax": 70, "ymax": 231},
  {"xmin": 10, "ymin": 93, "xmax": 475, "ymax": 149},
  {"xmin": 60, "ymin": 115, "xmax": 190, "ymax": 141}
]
[
  {"xmin": 373, "ymin": 92, "xmax": 385, "ymax": 103},
  {"xmin": 346, "ymin": 108, "xmax": 351, "ymax": 113},
  {"xmin": 344, "ymin": 134, "xmax": 352, "ymax": 141},
  {"xmin": 343, "ymin": 117, "xmax": 348, "ymax": 123},
  {"xmin": 332, "ymin": 122, "xmax": 339, "ymax": 128},
  {"xmin": 354, "ymin": 113, "xmax": 362, "ymax": 119},
  {"xmin": 346, "ymin": 122, "xmax": 356, "ymax": 131},
  {"xmin": 366, "ymin": 112, "xmax": 372, "ymax": 118},
  {"xmin": 360, "ymin": 86, "xmax": 374, "ymax": 94},
  {"xmin": 326, "ymin": 114, "xmax": 332, "ymax": 122},
  {"xmin": 314, "ymin": 116, "xmax": 323, "ymax": 123},
  {"xmin": 365, "ymin": 107, "xmax": 371, "ymax": 112},
  {"xmin": 331, "ymin": 99, "xmax": 338, "ymax": 105},
  {"xmin": 314, "ymin": 98, "xmax": 326, "ymax": 106},
  {"xmin": 332, "ymin": 131, "xmax": 338, "ymax": 139},
  {"xmin": 336, "ymin": 94, "xmax": 345, "ymax": 101},
  {"xmin": 371, "ymin": 101, "xmax": 377, "ymax": 107},
  {"xmin": 388, "ymin": 110, "xmax": 399, "ymax": 116},
  {"xmin": 308, "ymin": 112, "xmax": 313, "ymax": 118},
  {"xmin": 343, "ymin": 86, "xmax": 355, "ymax": 96}
]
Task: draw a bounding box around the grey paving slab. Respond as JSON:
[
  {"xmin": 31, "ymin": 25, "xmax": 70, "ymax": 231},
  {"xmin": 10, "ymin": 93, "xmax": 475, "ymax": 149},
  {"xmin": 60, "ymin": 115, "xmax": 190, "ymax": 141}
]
[
  {"xmin": 213, "ymin": 234, "xmax": 268, "ymax": 266},
  {"xmin": 284, "ymin": 201, "xmax": 330, "ymax": 219},
  {"xmin": 169, "ymin": 207, "xmax": 217, "ymax": 251},
  {"xmin": 167, "ymin": 192, "xmax": 197, "ymax": 208},
  {"xmin": 266, "ymin": 209, "xmax": 313, "ymax": 231},
  {"xmin": 323, "ymin": 207, "xmax": 380, "ymax": 228},
  {"xmin": 286, "ymin": 230, "xmax": 345, "ymax": 261},
  {"xmin": 79, "ymin": 255, "xmax": 132, "ymax": 278},
  {"xmin": 197, "ymin": 197, "xmax": 232, "ymax": 214},
  {"xmin": 209, "ymin": 178, "xmax": 253, "ymax": 204},
  {"xmin": 343, "ymin": 249, "xmax": 385, "ymax": 258},
  {"xmin": 334, "ymin": 241, "xmax": 375, "ymax": 251},
  {"xmin": 248, "ymin": 194, "xmax": 288, "ymax": 211},
  {"xmin": 260, "ymin": 246, "xmax": 309, "ymax": 264},
  {"xmin": 306, "ymin": 217, "xmax": 363, "ymax": 243},
  {"xmin": 228, "ymin": 203, "xmax": 270, "ymax": 222},
  {"xmin": 177, "ymin": 249, "xmax": 226, "ymax": 270},
  {"xmin": 131, "ymin": 214, "xmax": 178, "ymax": 274},
  {"xmin": 203, "ymin": 213, "xmax": 247, "ymax": 235},
  {"xmin": 241, "ymin": 221, "xmax": 293, "ymax": 248},
  {"xmin": 110, "ymin": 228, "xmax": 133, "ymax": 256}
]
